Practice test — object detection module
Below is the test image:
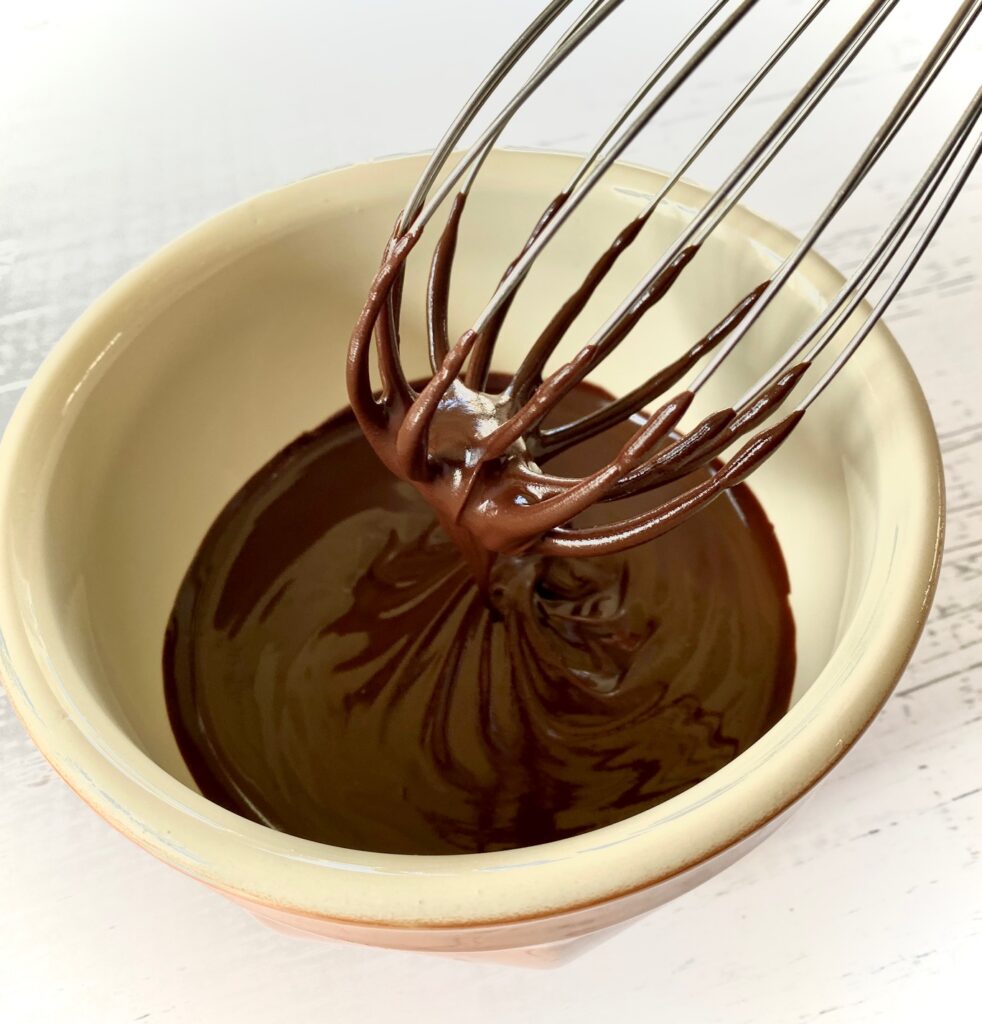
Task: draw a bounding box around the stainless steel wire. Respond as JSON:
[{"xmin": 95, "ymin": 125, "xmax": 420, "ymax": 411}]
[{"xmin": 352, "ymin": 0, "xmax": 982, "ymax": 554}]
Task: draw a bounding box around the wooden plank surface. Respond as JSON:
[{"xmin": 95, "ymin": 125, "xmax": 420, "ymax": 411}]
[{"xmin": 1, "ymin": 2, "xmax": 980, "ymax": 1021}]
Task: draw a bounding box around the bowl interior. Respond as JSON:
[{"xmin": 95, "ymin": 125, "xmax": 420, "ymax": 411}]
[{"xmin": 0, "ymin": 151, "xmax": 941, "ymax": 924}]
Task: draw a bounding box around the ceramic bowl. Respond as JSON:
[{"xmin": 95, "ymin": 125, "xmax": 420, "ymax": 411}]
[{"xmin": 0, "ymin": 151, "xmax": 943, "ymax": 966}]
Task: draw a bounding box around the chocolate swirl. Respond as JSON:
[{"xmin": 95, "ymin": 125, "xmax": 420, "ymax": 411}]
[{"xmin": 164, "ymin": 382, "xmax": 794, "ymax": 854}]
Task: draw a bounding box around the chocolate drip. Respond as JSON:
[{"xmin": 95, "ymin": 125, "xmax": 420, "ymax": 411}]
[
  {"xmin": 465, "ymin": 192, "xmax": 569, "ymax": 391},
  {"xmin": 531, "ymin": 281, "xmax": 772, "ymax": 459},
  {"xmin": 347, "ymin": 190, "xmax": 805, "ymax": 567},
  {"xmin": 425, "ymin": 193, "xmax": 465, "ymax": 371}
]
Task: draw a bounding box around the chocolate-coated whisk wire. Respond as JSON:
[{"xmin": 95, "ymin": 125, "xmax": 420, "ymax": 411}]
[
  {"xmin": 576, "ymin": 80, "xmax": 982, "ymax": 502},
  {"xmin": 490, "ymin": 0, "xmax": 900, "ymax": 400},
  {"xmin": 461, "ymin": 0, "xmax": 740, "ymax": 386},
  {"xmin": 349, "ymin": 0, "xmax": 982, "ymax": 557},
  {"xmin": 557, "ymin": 0, "xmax": 982, "ymax": 496}
]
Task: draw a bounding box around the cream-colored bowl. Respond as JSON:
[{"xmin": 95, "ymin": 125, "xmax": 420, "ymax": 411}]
[{"xmin": 0, "ymin": 152, "xmax": 943, "ymax": 966}]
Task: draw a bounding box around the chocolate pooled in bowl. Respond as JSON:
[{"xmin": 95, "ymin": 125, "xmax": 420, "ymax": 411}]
[{"xmin": 164, "ymin": 377, "xmax": 795, "ymax": 855}]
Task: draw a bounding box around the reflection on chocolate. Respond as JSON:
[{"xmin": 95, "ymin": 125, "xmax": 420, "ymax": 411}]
[{"xmin": 164, "ymin": 380, "xmax": 795, "ymax": 855}]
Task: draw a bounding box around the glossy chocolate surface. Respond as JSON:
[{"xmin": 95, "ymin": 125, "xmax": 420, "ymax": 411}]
[{"xmin": 165, "ymin": 381, "xmax": 795, "ymax": 854}]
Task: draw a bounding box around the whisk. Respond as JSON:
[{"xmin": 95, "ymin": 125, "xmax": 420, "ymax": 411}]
[{"xmin": 347, "ymin": 0, "xmax": 981, "ymax": 567}]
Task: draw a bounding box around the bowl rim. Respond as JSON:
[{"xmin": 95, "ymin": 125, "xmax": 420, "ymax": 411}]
[{"xmin": 0, "ymin": 149, "xmax": 945, "ymax": 928}]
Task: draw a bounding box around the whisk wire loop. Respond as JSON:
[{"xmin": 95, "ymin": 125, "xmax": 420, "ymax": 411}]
[{"xmin": 348, "ymin": 0, "xmax": 981, "ymax": 557}]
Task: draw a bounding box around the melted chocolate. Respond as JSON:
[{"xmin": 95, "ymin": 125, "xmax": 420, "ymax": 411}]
[
  {"xmin": 346, "ymin": 190, "xmax": 805, "ymax": 567},
  {"xmin": 165, "ymin": 379, "xmax": 795, "ymax": 855}
]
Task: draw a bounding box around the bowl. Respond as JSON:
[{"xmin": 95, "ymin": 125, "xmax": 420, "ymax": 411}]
[{"xmin": 0, "ymin": 151, "xmax": 943, "ymax": 966}]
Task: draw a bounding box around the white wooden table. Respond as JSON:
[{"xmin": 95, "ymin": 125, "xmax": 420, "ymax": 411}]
[{"xmin": 2, "ymin": 3, "xmax": 980, "ymax": 1021}]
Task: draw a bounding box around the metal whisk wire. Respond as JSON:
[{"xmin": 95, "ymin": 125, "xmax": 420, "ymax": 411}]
[{"xmin": 347, "ymin": 0, "xmax": 982, "ymax": 559}]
